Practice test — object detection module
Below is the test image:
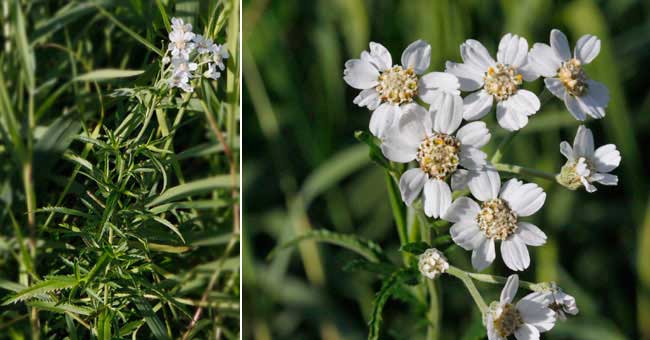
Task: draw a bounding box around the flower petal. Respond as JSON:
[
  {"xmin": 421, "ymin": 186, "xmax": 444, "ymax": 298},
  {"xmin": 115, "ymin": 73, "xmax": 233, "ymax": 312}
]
[
  {"xmin": 550, "ymin": 29, "xmax": 571, "ymax": 61},
  {"xmin": 528, "ymin": 43, "xmax": 562, "ymax": 77},
  {"xmin": 516, "ymin": 222, "xmax": 547, "ymax": 246},
  {"xmin": 343, "ymin": 59, "xmax": 379, "ymax": 89},
  {"xmin": 501, "ymin": 235, "xmax": 530, "ymax": 271},
  {"xmin": 459, "ymin": 146, "xmax": 487, "ymax": 170},
  {"xmin": 419, "ymin": 72, "xmax": 461, "ymax": 104},
  {"xmin": 579, "ymin": 80, "xmax": 609, "ymax": 119},
  {"xmin": 423, "ymin": 179, "xmax": 452, "ymax": 218},
  {"xmin": 450, "ymin": 220, "xmax": 484, "ymax": 250},
  {"xmin": 456, "ymin": 121, "xmax": 491, "ymax": 148},
  {"xmin": 462, "ymin": 90, "xmax": 494, "ymax": 120},
  {"xmin": 399, "ymin": 168, "xmax": 427, "ymax": 205},
  {"xmin": 544, "ymin": 77, "xmax": 566, "ymax": 99},
  {"xmin": 560, "ymin": 141, "xmax": 574, "ymax": 161},
  {"xmin": 370, "ymin": 103, "xmax": 400, "ymax": 138},
  {"xmin": 514, "ymin": 323, "xmax": 540, "ymax": 340},
  {"xmin": 444, "ymin": 197, "xmax": 481, "ymax": 223},
  {"xmin": 509, "ymin": 90, "xmax": 541, "ymax": 116},
  {"xmin": 353, "ymin": 88, "xmax": 381, "ymax": 110},
  {"xmin": 572, "ymin": 125, "xmax": 594, "ymax": 157},
  {"xmin": 445, "ymin": 61, "xmax": 484, "ymax": 91},
  {"xmin": 574, "ymin": 34, "xmax": 601, "ymax": 64},
  {"xmin": 431, "ymin": 93, "xmax": 463, "ymax": 134},
  {"xmin": 592, "ymin": 172, "xmax": 618, "ymax": 186},
  {"xmin": 497, "ymin": 33, "xmax": 528, "ymax": 67},
  {"xmin": 564, "ymin": 92, "xmax": 587, "ymax": 121},
  {"xmin": 500, "ymin": 274, "xmax": 520, "ymax": 304},
  {"xmin": 468, "ymin": 167, "xmax": 501, "ymax": 202},
  {"xmin": 461, "ymin": 39, "xmax": 496, "ymax": 71},
  {"xmin": 401, "ymin": 40, "xmax": 431, "ymax": 74},
  {"xmin": 496, "ymin": 100, "xmax": 529, "ymax": 131},
  {"xmin": 501, "ymin": 180, "xmax": 546, "ymax": 217},
  {"xmin": 517, "ymin": 295, "xmax": 556, "ymax": 332},
  {"xmin": 368, "ymin": 42, "xmax": 392, "ymax": 71},
  {"xmin": 593, "ymin": 144, "xmax": 621, "ymax": 173},
  {"xmin": 472, "ymin": 238, "xmax": 495, "ymax": 271},
  {"xmin": 451, "ymin": 169, "xmax": 474, "ymax": 191}
]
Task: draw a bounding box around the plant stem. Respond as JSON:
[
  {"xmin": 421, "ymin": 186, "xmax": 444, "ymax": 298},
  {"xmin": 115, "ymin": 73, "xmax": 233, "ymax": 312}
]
[
  {"xmin": 493, "ymin": 163, "xmax": 557, "ymax": 181},
  {"xmin": 465, "ymin": 272, "xmax": 548, "ymax": 291},
  {"xmin": 426, "ymin": 280, "xmax": 440, "ymax": 340},
  {"xmin": 446, "ymin": 266, "xmax": 488, "ymax": 314},
  {"xmin": 385, "ymin": 172, "xmax": 408, "ymax": 263},
  {"xmin": 490, "ymin": 131, "xmax": 519, "ymax": 164}
]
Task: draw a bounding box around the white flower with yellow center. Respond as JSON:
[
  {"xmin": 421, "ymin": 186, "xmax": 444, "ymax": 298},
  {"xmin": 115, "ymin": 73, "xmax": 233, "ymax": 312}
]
[
  {"xmin": 445, "ymin": 33, "xmax": 541, "ymax": 131},
  {"xmin": 485, "ymin": 275, "xmax": 556, "ymax": 340},
  {"xmin": 443, "ymin": 168, "xmax": 547, "ymax": 271},
  {"xmin": 343, "ymin": 40, "xmax": 461, "ymax": 137},
  {"xmin": 418, "ymin": 248, "xmax": 449, "ymax": 280},
  {"xmin": 528, "ymin": 29, "xmax": 609, "ymax": 120},
  {"xmin": 380, "ymin": 98, "xmax": 491, "ymax": 218},
  {"xmin": 556, "ymin": 125, "xmax": 620, "ymax": 192}
]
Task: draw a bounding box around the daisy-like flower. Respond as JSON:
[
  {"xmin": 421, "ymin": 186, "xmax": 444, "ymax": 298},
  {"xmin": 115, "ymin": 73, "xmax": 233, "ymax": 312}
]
[
  {"xmin": 446, "ymin": 34, "xmax": 540, "ymax": 131},
  {"xmin": 418, "ymin": 248, "xmax": 449, "ymax": 280},
  {"xmin": 485, "ymin": 275, "xmax": 556, "ymax": 340},
  {"xmin": 343, "ymin": 40, "xmax": 461, "ymax": 137},
  {"xmin": 380, "ymin": 97, "xmax": 491, "ymax": 218},
  {"xmin": 171, "ymin": 17, "xmax": 192, "ymax": 34},
  {"xmin": 210, "ymin": 44, "xmax": 229, "ymax": 71},
  {"xmin": 168, "ymin": 18, "xmax": 195, "ymax": 60},
  {"xmin": 193, "ymin": 34, "xmax": 215, "ymax": 54},
  {"xmin": 168, "ymin": 71, "xmax": 192, "ymax": 93},
  {"xmin": 203, "ymin": 63, "xmax": 221, "ymax": 80},
  {"xmin": 556, "ymin": 125, "xmax": 620, "ymax": 192},
  {"xmin": 443, "ymin": 168, "xmax": 546, "ymax": 271},
  {"xmin": 528, "ymin": 29, "xmax": 609, "ymax": 120}
]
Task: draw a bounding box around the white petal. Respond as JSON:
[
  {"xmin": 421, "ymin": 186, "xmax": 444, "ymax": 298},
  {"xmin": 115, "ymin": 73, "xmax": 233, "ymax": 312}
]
[
  {"xmin": 343, "ymin": 59, "xmax": 379, "ymax": 89},
  {"xmin": 497, "ymin": 33, "xmax": 528, "ymax": 67},
  {"xmin": 461, "ymin": 39, "xmax": 496, "ymax": 71},
  {"xmin": 499, "ymin": 178, "xmax": 522, "ymax": 200},
  {"xmin": 451, "ymin": 169, "xmax": 473, "ymax": 191},
  {"xmin": 459, "ymin": 146, "xmax": 487, "ymax": 170},
  {"xmin": 445, "ymin": 61, "xmax": 484, "ymax": 91},
  {"xmin": 528, "ymin": 43, "xmax": 562, "ymax": 77},
  {"xmin": 514, "ymin": 324, "xmax": 540, "ymax": 340},
  {"xmin": 500, "ymin": 274, "xmax": 520, "ymax": 304},
  {"xmin": 419, "ymin": 72, "xmax": 460, "ymax": 102},
  {"xmin": 593, "ymin": 172, "xmax": 618, "ymax": 186},
  {"xmin": 401, "ymin": 40, "xmax": 431, "ymax": 74},
  {"xmin": 353, "ymin": 88, "xmax": 381, "ymax": 110},
  {"xmin": 496, "ymin": 101, "xmax": 529, "ymax": 131},
  {"xmin": 574, "ymin": 34, "xmax": 601, "ymax": 64},
  {"xmin": 399, "ymin": 168, "xmax": 427, "ymax": 205},
  {"xmin": 468, "ymin": 167, "xmax": 501, "ymax": 201},
  {"xmin": 380, "ymin": 108, "xmax": 425, "ymax": 161},
  {"xmin": 450, "ymin": 220, "xmax": 484, "ymax": 250},
  {"xmin": 516, "ymin": 222, "xmax": 547, "ymax": 246},
  {"xmin": 560, "ymin": 141, "xmax": 575, "ymax": 160},
  {"xmin": 501, "ymin": 236, "xmax": 530, "ymax": 271},
  {"xmin": 472, "ymin": 238, "xmax": 495, "ymax": 271},
  {"xmin": 368, "ymin": 42, "xmax": 392, "ymax": 71},
  {"xmin": 431, "ymin": 93, "xmax": 463, "ymax": 134},
  {"xmin": 444, "ymin": 197, "xmax": 481, "ymax": 223},
  {"xmin": 509, "ymin": 90, "xmax": 541, "ymax": 116},
  {"xmin": 462, "ymin": 90, "xmax": 494, "ymax": 120},
  {"xmin": 501, "ymin": 180, "xmax": 546, "ymax": 217},
  {"xmin": 581, "ymin": 176, "xmax": 597, "ymax": 193},
  {"xmin": 518, "ymin": 60, "xmax": 539, "ymax": 82},
  {"xmin": 423, "ymin": 179, "xmax": 452, "ymax": 218},
  {"xmin": 593, "ymin": 144, "xmax": 621, "ymax": 172},
  {"xmin": 572, "ymin": 125, "xmax": 594, "ymax": 157},
  {"xmin": 370, "ymin": 103, "xmax": 400, "ymax": 138},
  {"xmin": 456, "ymin": 121, "xmax": 491, "ymax": 148},
  {"xmin": 517, "ymin": 296, "xmax": 556, "ymax": 332},
  {"xmin": 564, "ymin": 92, "xmax": 587, "ymax": 121},
  {"xmin": 579, "ymin": 80, "xmax": 609, "ymax": 119},
  {"xmin": 544, "ymin": 78, "xmax": 566, "ymax": 99},
  {"xmin": 550, "ymin": 29, "xmax": 571, "ymax": 61}
]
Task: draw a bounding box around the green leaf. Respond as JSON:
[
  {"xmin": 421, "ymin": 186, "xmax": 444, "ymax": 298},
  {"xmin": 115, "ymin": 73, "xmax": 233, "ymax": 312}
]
[
  {"xmin": 96, "ymin": 309, "xmax": 113, "ymax": 340},
  {"xmin": 27, "ymin": 300, "xmax": 93, "ymax": 316},
  {"xmin": 2, "ymin": 275, "xmax": 79, "ymax": 305},
  {"xmin": 35, "ymin": 206, "xmax": 91, "ymax": 219},
  {"xmin": 73, "ymin": 69, "xmax": 144, "ymax": 82},
  {"xmin": 146, "ymin": 175, "xmax": 236, "ymax": 207},
  {"xmin": 152, "ymin": 215, "xmax": 185, "ymax": 242},
  {"xmin": 132, "ymin": 295, "xmax": 170, "ymax": 340},
  {"xmin": 399, "ymin": 242, "xmax": 431, "ymax": 255},
  {"xmin": 269, "ymin": 229, "xmax": 385, "ymax": 263},
  {"xmin": 343, "ymin": 259, "xmax": 397, "ymax": 276},
  {"xmin": 368, "ymin": 268, "xmax": 419, "ymax": 340},
  {"xmin": 95, "ymin": 5, "xmax": 163, "ymax": 56},
  {"xmin": 13, "ymin": 1, "xmax": 35, "ymax": 89}
]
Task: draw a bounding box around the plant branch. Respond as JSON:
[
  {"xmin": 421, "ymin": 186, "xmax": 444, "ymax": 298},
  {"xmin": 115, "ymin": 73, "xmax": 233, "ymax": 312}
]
[
  {"xmin": 493, "ymin": 163, "xmax": 557, "ymax": 181},
  {"xmin": 446, "ymin": 266, "xmax": 488, "ymax": 314}
]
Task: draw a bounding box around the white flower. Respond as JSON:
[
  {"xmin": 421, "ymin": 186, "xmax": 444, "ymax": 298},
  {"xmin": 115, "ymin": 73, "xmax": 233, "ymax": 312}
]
[
  {"xmin": 171, "ymin": 17, "xmax": 192, "ymax": 34},
  {"xmin": 557, "ymin": 125, "xmax": 620, "ymax": 192},
  {"xmin": 528, "ymin": 29, "xmax": 609, "ymax": 120},
  {"xmin": 443, "ymin": 168, "xmax": 547, "ymax": 271},
  {"xmin": 418, "ymin": 248, "xmax": 449, "ymax": 280},
  {"xmin": 445, "ymin": 33, "xmax": 540, "ymax": 131},
  {"xmin": 162, "ymin": 56, "xmax": 170, "ymax": 64},
  {"xmin": 485, "ymin": 275, "xmax": 556, "ymax": 340},
  {"xmin": 343, "ymin": 40, "xmax": 461, "ymax": 137},
  {"xmin": 210, "ymin": 44, "xmax": 229, "ymax": 70},
  {"xmin": 171, "ymin": 58, "xmax": 198, "ymax": 78},
  {"xmin": 525, "ymin": 286, "xmax": 579, "ymax": 322},
  {"xmin": 167, "ymin": 71, "xmax": 193, "ymax": 93},
  {"xmin": 168, "ymin": 18, "xmax": 195, "ymax": 60},
  {"xmin": 380, "ymin": 99, "xmax": 491, "ymax": 218},
  {"xmin": 193, "ymin": 34, "xmax": 215, "ymax": 54},
  {"xmin": 203, "ymin": 63, "xmax": 221, "ymax": 80}
]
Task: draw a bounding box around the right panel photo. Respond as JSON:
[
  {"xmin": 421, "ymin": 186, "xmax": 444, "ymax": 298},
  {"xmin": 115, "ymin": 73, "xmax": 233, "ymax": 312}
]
[{"xmin": 243, "ymin": 1, "xmax": 647, "ymax": 339}]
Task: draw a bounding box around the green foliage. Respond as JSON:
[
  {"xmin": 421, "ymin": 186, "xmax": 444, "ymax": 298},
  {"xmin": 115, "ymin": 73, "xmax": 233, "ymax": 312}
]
[{"xmin": 368, "ymin": 268, "xmax": 420, "ymax": 340}]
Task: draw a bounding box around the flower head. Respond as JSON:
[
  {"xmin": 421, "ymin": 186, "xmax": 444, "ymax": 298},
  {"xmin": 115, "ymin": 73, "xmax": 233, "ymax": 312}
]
[
  {"xmin": 445, "ymin": 33, "xmax": 541, "ymax": 131},
  {"xmin": 528, "ymin": 29, "xmax": 609, "ymax": 120},
  {"xmin": 193, "ymin": 34, "xmax": 215, "ymax": 54},
  {"xmin": 443, "ymin": 168, "xmax": 547, "ymax": 271},
  {"xmin": 557, "ymin": 125, "xmax": 620, "ymax": 192},
  {"xmin": 485, "ymin": 275, "xmax": 556, "ymax": 340},
  {"xmin": 380, "ymin": 99, "xmax": 491, "ymax": 218},
  {"xmin": 210, "ymin": 44, "xmax": 229, "ymax": 70},
  {"xmin": 203, "ymin": 63, "xmax": 221, "ymax": 80},
  {"xmin": 418, "ymin": 248, "xmax": 449, "ymax": 280},
  {"xmin": 343, "ymin": 40, "xmax": 461, "ymax": 137},
  {"xmin": 168, "ymin": 18, "xmax": 195, "ymax": 60}
]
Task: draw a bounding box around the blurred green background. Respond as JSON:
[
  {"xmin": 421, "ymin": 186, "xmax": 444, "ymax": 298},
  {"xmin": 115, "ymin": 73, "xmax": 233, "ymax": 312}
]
[{"xmin": 243, "ymin": 0, "xmax": 649, "ymax": 339}]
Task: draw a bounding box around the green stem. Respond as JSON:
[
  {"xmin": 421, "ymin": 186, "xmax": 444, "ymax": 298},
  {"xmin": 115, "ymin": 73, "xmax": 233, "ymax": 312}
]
[
  {"xmin": 465, "ymin": 272, "xmax": 548, "ymax": 291},
  {"xmin": 490, "ymin": 131, "xmax": 519, "ymax": 164},
  {"xmin": 446, "ymin": 266, "xmax": 488, "ymax": 314},
  {"xmin": 426, "ymin": 280, "xmax": 440, "ymax": 340},
  {"xmin": 385, "ymin": 172, "xmax": 407, "ymax": 247},
  {"xmin": 493, "ymin": 163, "xmax": 557, "ymax": 181}
]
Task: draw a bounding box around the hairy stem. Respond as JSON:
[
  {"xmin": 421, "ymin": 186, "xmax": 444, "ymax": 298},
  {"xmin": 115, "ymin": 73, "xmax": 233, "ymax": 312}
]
[{"xmin": 493, "ymin": 163, "xmax": 557, "ymax": 181}]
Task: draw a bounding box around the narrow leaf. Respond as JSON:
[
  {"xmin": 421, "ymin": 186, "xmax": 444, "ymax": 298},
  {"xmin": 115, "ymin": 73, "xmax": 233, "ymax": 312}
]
[
  {"xmin": 74, "ymin": 69, "xmax": 144, "ymax": 82},
  {"xmin": 146, "ymin": 175, "xmax": 236, "ymax": 207}
]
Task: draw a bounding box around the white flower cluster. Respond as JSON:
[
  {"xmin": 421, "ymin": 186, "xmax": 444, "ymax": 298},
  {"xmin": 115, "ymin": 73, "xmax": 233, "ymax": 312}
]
[
  {"xmin": 163, "ymin": 17, "xmax": 229, "ymax": 93},
  {"xmin": 342, "ymin": 29, "xmax": 619, "ymax": 339}
]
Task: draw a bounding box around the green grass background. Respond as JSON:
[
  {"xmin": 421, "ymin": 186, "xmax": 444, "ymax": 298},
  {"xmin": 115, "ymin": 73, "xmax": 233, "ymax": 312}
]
[{"xmin": 243, "ymin": 0, "xmax": 650, "ymax": 339}]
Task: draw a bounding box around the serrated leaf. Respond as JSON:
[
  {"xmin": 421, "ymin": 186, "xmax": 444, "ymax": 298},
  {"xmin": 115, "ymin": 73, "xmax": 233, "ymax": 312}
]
[
  {"xmin": 368, "ymin": 268, "xmax": 419, "ymax": 340},
  {"xmin": 269, "ymin": 229, "xmax": 385, "ymax": 263},
  {"xmin": 73, "ymin": 69, "xmax": 144, "ymax": 82},
  {"xmin": 2, "ymin": 275, "xmax": 79, "ymax": 305},
  {"xmin": 399, "ymin": 242, "xmax": 431, "ymax": 255}
]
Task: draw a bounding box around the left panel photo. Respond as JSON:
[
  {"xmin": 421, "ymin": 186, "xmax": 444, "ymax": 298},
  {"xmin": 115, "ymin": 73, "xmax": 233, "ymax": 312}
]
[{"xmin": 0, "ymin": 1, "xmax": 240, "ymax": 339}]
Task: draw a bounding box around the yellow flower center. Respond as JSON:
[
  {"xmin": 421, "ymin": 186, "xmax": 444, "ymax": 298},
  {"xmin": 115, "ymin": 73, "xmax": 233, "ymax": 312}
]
[
  {"xmin": 477, "ymin": 198, "xmax": 518, "ymax": 240},
  {"xmin": 558, "ymin": 58, "xmax": 588, "ymax": 96},
  {"xmin": 493, "ymin": 303, "xmax": 523, "ymax": 337},
  {"xmin": 376, "ymin": 66, "xmax": 419, "ymax": 105},
  {"xmin": 483, "ymin": 63, "xmax": 523, "ymax": 101},
  {"xmin": 416, "ymin": 134, "xmax": 461, "ymax": 180}
]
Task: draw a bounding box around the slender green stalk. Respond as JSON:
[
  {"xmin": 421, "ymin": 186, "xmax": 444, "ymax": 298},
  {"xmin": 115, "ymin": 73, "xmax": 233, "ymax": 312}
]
[
  {"xmin": 493, "ymin": 163, "xmax": 557, "ymax": 181},
  {"xmin": 466, "ymin": 272, "xmax": 548, "ymax": 291},
  {"xmin": 446, "ymin": 266, "xmax": 488, "ymax": 314},
  {"xmin": 385, "ymin": 172, "xmax": 408, "ymax": 264},
  {"xmin": 426, "ymin": 280, "xmax": 440, "ymax": 340}
]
